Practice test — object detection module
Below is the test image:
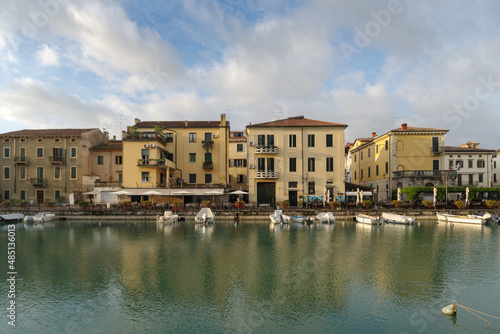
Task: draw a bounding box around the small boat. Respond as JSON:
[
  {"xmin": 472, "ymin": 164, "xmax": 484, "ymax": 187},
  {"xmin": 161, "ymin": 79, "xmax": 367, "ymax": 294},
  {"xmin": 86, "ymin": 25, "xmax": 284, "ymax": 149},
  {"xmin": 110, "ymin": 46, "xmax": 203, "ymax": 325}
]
[
  {"xmin": 24, "ymin": 212, "xmax": 55, "ymax": 223},
  {"xmin": 291, "ymin": 215, "xmax": 315, "ymax": 224},
  {"xmin": 317, "ymin": 212, "xmax": 335, "ymax": 224},
  {"xmin": 156, "ymin": 211, "xmax": 179, "ymax": 223},
  {"xmin": 195, "ymin": 208, "xmax": 215, "ymax": 224},
  {"xmin": 0, "ymin": 213, "xmax": 24, "ymax": 223},
  {"xmin": 381, "ymin": 212, "xmax": 415, "ymax": 225},
  {"xmin": 356, "ymin": 213, "xmax": 381, "ymax": 225},
  {"xmin": 269, "ymin": 210, "xmax": 291, "ymax": 224},
  {"xmin": 473, "ymin": 212, "xmax": 500, "ymax": 224},
  {"xmin": 436, "ymin": 213, "xmax": 486, "ymax": 225}
]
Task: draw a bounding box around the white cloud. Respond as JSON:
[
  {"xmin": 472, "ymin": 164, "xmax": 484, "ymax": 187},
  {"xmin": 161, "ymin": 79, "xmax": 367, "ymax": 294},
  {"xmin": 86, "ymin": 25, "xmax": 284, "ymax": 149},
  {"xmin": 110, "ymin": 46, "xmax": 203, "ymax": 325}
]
[{"xmin": 36, "ymin": 44, "xmax": 59, "ymax": 66}]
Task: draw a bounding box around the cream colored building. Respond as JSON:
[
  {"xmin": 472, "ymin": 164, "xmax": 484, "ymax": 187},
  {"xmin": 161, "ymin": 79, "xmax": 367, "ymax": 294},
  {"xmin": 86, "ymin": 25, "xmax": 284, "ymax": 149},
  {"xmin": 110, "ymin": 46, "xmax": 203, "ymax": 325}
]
[
  {"xmin": 349, "ymin": 123, "xmax": 450, "ymax": 201},
  {"xmin": 121, "ymin": 114, "xmax": 229, "ymax": 201},
  {"xmin": 0, "ymin": 128, "xmax": 108, "ymax": 204},
  {"xmin": 246, "ymin": 116, "xmax": 347, "ymax": 206},
  {"xmin": 228, "ymin": 131, "xmax": 247, "ymax": 191},
  {"xmin": 444, "ymin": 142, "xmax": 495, "ymax": 187}
]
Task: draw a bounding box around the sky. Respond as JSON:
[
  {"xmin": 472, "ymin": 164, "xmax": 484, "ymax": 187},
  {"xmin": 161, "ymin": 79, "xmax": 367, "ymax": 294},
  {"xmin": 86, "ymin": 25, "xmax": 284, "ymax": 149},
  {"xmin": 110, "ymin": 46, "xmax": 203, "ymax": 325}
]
[{"xmin": 1, "ymin": 0, "xmax": 500, "ymax": 147}]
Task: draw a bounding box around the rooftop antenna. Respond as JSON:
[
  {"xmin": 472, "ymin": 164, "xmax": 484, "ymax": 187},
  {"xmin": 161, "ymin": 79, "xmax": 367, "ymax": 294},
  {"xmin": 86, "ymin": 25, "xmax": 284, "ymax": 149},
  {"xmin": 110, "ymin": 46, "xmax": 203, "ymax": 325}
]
[{"xmin": 115, "ymin": 115, "xmax": 127, "ymax": 133}]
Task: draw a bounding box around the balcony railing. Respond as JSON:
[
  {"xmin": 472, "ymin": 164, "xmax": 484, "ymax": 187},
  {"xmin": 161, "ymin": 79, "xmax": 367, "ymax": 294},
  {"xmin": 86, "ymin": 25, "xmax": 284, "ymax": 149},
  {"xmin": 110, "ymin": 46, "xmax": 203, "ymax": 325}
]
[
  {"xmin": 255, "ymin": 146, "xmax": 278, "ymax": 154},
  {"xmin": 255, "ymin": 171, "xmax": 279, "ymax": 179},
  {"xmin": 49, "ymin": 156, "xmax": 65, "ymax": 165},
  {"xmin": 392, "ymin": 170, "xmax": 457, "ymax": 179},
  {"xmin": 94, "ymin": 181, "xmax": 122, "ymax": 188},
  {"xmin": 203, "ymin": 161, "xmax": 213, "ymax": 170},
  {"xmin": 32, "ymin": 178, "xmax": 47, "ymax": 186},
  {"xmin": 202, "ymin": 140, "xmax": 214, "ymax": 148},
  {"xmin": 123, "ymin": 132, "xmax": 168, "ymax": 145},
  {"xmin": 137, "ymin": 159, "xmax": 167, "ymax": 167},
  {"xmin": 14, "ymin": 156, "xmax": 29, "ymax": 165}
]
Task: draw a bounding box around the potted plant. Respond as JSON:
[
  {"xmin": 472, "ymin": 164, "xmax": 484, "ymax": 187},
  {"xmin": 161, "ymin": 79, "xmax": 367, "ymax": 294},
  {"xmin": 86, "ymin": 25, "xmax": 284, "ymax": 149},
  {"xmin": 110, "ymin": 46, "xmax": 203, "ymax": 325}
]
[
  {"xmin": 77, "ymin": 200, "xmax": 89, "ymax": 209},
  {"xmin": 454, "ymin": 200, "xmax": 466, "ymax": 209},
  {"xmin": 235, "ymin": 200, "xmax": 245, "ymax": 208},
  {"xmin": 201, "ymin": 200, "xmax": 211, "ymax": 208},
  {"xmin": 392, "ymin": 200, "xmax": 403, "ymax": 208},
  {"xmin": 18, "ymin": 200, "xmax": 28, "ymax": 208},
  {"xmin": 172, "ymin": 199, "xmax": 183, "ymax": 211},
  {"xmin": 2, "ymin": 200, "xmax": 12, "ymax": 208},
  {"xmin": 329, "ymin": 201, "xmax": 341, "ymax": 210},
  {"xmin": 362, "ymin": 200, "xmax": 373, "ymax": 209},
  {"xmin": 485, "ymin": 200, "xmax": 499, "ymax": 209},
  {"xmin": 421, "ymin": 200, "xmax": 433, "ymax": 209},
  {"xmin": 142, "ymin": 201, "xmax": 152, "ymax": 209},
  {"xmin": 279, "ymin": 200, "xmax": 290, "ymax": 209},
  {"xmin": 45, "ymin": 199, "xmax": 55, "ymax": 207}
]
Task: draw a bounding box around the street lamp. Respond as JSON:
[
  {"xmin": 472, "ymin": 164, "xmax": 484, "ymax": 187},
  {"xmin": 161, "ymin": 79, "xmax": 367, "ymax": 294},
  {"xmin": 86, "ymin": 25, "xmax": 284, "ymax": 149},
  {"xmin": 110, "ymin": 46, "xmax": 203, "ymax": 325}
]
[{"xmin": 442, "ymin": 171, "xmax": 457, "ymax": 211}]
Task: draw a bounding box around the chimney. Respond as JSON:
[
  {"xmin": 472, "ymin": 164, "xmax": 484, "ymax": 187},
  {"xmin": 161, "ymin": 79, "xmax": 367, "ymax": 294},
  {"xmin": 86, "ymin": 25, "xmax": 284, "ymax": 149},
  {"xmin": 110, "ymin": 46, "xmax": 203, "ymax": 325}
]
[
  {"xmin": 134, "ymin": 118, "xmax": 140, "ymax": 125},
  {"xmin": 185, "ymin": 120, "xmax": 188, "ymax": 127},
  {"xmin": 401, "ymin": 123, "xmax": 408, "ymax": 130},
  {"xmin": 220, "ymin": 113, "xmax": 226, "ymax": 126},
  {"xmin": 113, "ymin": 135, "xmax": 116, "ymax": 140},
  {"xmin": 371, "ymin": 132, "xmax": 377, "ymax": 138}
]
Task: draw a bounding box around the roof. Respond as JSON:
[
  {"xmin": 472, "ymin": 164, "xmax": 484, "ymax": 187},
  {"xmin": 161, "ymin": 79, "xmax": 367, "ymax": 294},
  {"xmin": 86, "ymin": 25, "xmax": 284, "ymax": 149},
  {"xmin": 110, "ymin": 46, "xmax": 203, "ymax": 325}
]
[
  {"xmin": 135, "ymin": 121, "xmax": 226, "ymax": 129},
  {"xmin": 0, "ymin": 128, "xmax": 100, "ymax": 136},
  {"xmin": 390, "ymin": 126, "xmax": 448, "ymax": 133},
  {"xmin": 90, "ymin": 141, "xmax": 123, "ymax": 151},
  {"xmin": 444, "ymin": 146, "xmax": 495, "ymax": 153},
  {"xmin": 246, "ymin": 116, "xmax": 347, "ymax": 128}
]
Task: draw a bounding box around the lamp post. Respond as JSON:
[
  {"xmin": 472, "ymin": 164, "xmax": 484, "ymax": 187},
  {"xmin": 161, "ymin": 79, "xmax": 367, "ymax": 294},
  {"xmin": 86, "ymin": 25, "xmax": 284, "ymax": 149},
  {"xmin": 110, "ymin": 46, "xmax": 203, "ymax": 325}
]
[{"xmin": 442, "ymin": 171, "xmax": 457, "ymax": 211}]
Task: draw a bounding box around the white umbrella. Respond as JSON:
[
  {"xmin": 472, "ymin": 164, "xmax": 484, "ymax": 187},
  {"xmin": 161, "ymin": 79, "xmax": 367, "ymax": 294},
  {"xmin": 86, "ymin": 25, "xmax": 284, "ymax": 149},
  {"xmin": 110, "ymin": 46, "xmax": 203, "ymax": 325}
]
[
  {"xmin": 111, "ymin": 190, "xmax": 133, "ymax": 195},
  {"xmin": 228, "ymin": 190, "xmax": 249, "ymax": 195},
  {"xmin": 356, "ymin": 188, "xmax": 360, "ymax": 205},
  {"xmin": 397, "ymin": 188, "xmax": 401, "ymax": 201},
  {"xmin": 141, "ymin": 190, "xmax": 163, "ymax": 196},
  {"xmin": 83, "ymin": 190, "xmax": 99, "ymax": 195},
  {"xmin": 204, "ymin": 190, "xmax": 224, "ymax": 203},
  {"xmin": 323, "ymin": 187, "xmax": 327, "ymax": 206},
  {"xmin": 433, "ymin": 187, "xmax": 437, "ymax": 207},
  {"xmin": 360, "ymin": 190, "xmax": 364, "ymax": 203},
  {"xmin": 465, "ymin": 187, "xmax": 470, "ymax": 206},
  {"xmin": 171, "ymin": 190, "xmax": 191, "ymax": 207}
]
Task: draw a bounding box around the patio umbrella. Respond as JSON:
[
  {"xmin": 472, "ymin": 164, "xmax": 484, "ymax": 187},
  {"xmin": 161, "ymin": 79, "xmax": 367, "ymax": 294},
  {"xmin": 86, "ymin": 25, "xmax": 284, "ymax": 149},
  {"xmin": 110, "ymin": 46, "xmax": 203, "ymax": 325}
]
[
  {"xmin": 323, "ymin": 187, "xmax": 327, "ymax": 206},
  {"xmin": 229, "ymin": 189, "xmax": 249, "ymax": 200},
  {"xmin": 141, "ymin": 190, "xmax": 163, "ymax": 196},
  {"xmin": 204, "ymin": 190, "xmax": 223, "ymax": 203},
  {"xmin": 360, "ymin": 190, "xmax": 364, "ymax": 203},
  {"xmin": 356, "ymin": 188, "xmax": 360, "ymax": 205},
  {"xmin": 465, "ymin": 187, "xmax": 470, "ymax": 206},
  {"xmin": 397, "ymin": 188, "xmax": 401, "ymax": 201},
  {"xmin": 171, "ymin": 190, "xmax": 191, "ymax": 206},
  {"xmin": 111, "ymin": 190, "xmax": 133, "ymax": 203},
  {"xmin": 83, "ymin": 190, "xmax": 99, "ymax": 195},
  {"xmin": 433, "ymin": 187, "xmax": 437, "ymax": 207}
]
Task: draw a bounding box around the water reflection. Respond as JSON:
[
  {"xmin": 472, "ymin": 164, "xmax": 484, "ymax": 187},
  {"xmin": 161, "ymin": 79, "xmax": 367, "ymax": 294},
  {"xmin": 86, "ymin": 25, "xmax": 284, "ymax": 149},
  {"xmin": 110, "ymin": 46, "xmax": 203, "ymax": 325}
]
[{"xmin": 0, "ymin": 220, "xmax": 499, "ymax": 333}]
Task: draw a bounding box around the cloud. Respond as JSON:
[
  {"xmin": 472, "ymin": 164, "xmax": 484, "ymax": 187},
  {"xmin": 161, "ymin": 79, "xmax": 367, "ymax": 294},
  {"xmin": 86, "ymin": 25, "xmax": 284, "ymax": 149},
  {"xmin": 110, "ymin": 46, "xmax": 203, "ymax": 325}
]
[{"xmin": 36, "ymin": 44, "xmax": 59, "ymax": 66}]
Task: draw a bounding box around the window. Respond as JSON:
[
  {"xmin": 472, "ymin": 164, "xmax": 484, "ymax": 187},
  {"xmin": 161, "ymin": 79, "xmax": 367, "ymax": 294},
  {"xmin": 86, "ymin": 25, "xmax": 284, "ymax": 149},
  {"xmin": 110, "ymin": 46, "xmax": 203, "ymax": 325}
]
[
  {"xmin": 479, "ymin": 174, "xmax": 484, "ymax": 182},
  {"xmin": 326, "ymin": 157, "xmax": 334, "ymax": 172},
  {"xmin": 115, "ymin": 156, "xmax": 122, "ymax": 164},
  {"xmin": 469, "ymin": 174, "xmax": 473, "ymax": 185},
  {"xmin": 432, "ymin": 137, "xmax": 439, "ymax": 152},
  {"xmin": 289, "ymin": 182, "xmax": 298, "ymax": 188},
  {"xmin": 189, "ymin": 153, "xmax": 196, "ymax": 163},
  {"xmin": 456, "ymin": 160, "xmax": 463, "ymax": 169},
  {"xmin": 205, "ymin": 174, "xmax": 212, "ymax": 184},
  {"xmin": 205, "ymin": 133, "xmax": 212, "ymax": 141},
  {"xmin": 54, "ymin": 166, "xmax": 61, "ymax": 179},
  {"xmin": 205, "ymin": 152, "xmax": 212, "ymax": 162},
  {"xmin": 118, "ymin": 173, "xmax": 122, "ymax": 183},
  {"xmin": 20, "ymin": 167, "xmax": 26, "ymax": 180},
  {"xmin": 368, "ymin": 167, "xmax": 371, "ymax": 177},
  {"xmin": 4, "ymin": 190, "xmax": 9, "ymax": 200},
  {"xmin": 376, "ymin": 165, "xmax": 379, "ymax": 176},
  {"xmin": 234, "ymin": 159, "xmax": 246, "ymax": 167},
  {"xmin": 37, "ymin": 147, "xmax": 44, "ymax": 158},
  {"xmin": 326, "ymin": 134, "xmax": 333, "ymax": 147},
  {"xmin": 308, "ymin": 134, "xmax": 315, "ymax": 147},
  {"xmin": 70, "ymin": 167, "xmax": 77, "ymax": 180},
  {"xmin": 385, "ymin": 162, "xmax": 389, "ymax": 174},
  {"xmin": 258, "ymin": 158, "xmax": 265, "ymax": 172},
  {"xmin": 385, "ymin": 140, "xmax": 388, "ymax": 150},
  {"xmin": 354, "ymin": 171, "xmax": 357, "ymax": 180},
  {"xmin": 368, "ymin": 148, "xmax": 371, "ymax": 157},
  {"xmin": 494, "ymin": 161, "xmax": 497, "ymax": 169},
  {"xmin": 257, "ymin": 135, "xmax": 265, "ymax": 146},
  {"xmin": 289, "ymin": 134, "xmax": 296, "ymax": 148},
  {"xmin": 267, "ymin": 158, "xmax": 275, "ymax": 172},
  {"xmin": 20, "ymin": 138, "xmax": 26, "ymax": 143},
  {"xmin": 376, "ymin": 145, "xmax": 379, "ymax": 154},
  {"xmin": 237, "ymin": 144, "xmax": 244, "ymax": 152},
  {"xmin": 3, "ymin": 166, "xmax": 10, "ymax": 179},
  {"xmin": 97, "ymin": 156, "xmax": 104, "ymax": 165},
  {"xmin": 354, "ymin": 154, "xmax": 357, "ymax": 162},
  {"xmin": 189, "ymin": 133, "xmax": 196, "ymax": 142},
  {"xmin": 449, "ymin": 160, "xmax": 454, "ymax": 169},
  {"xmin": 308, "ymin": 182, "xmax": 315, "ymax": 194},
  {"xmin": 4, "ymin": 147, "xmax": 10, "ymax": 158},
  {"xmin": 289, "ymin": 158, "xmax": 297, "ymax": 172},
  {"xmin": 55, "ymin": 190, "xmax": 61, "ymax": 200},
  {"xmin": 20, "ymin": 190, "xmax": 26, "ymax": 200},
  {"xmin": 141, "ymin": 171, "xmax": 149, "ymax": 182},
  {"xmin": 267, "ymin": 135, "xmax": 274, "ymax": 147},
  {"xmin": 4, "ymin": 138, "xmax": 10, "ymax": 143},
  {"xmin": 495, "ymin": 174, "xmax": 497, "ymax": 183},
  {"xmin": 360, "ymin": 151, "xmax": 363, "ymax": 160},
  {"xmin": 361, "ymin": 169, "xmax": 364, "ymax": 180},
  {"xmin": 477, "ymin": 160, "xmax": 485, "ymax": 168},
  {"xmin": 37, "ymin": 167, "xmax": 44, "ymax": 180},
  {"xmin": 189, "ymin": 174, "xmax": 196, "ymax": 184},
  {"xmin": 237, "ymin": 175, "xmax": 244, "ymax": 183},
  {"xmin": 37, "ymin": 138, "xmax": 43, "ymax": 143},
  {"xmin": 308, "ymin": 158, "xmax": 315, "ymax": 172},
  {"xmin": 70, "ymin": 147, "xmax": 77, "ymax": 158},
  {"xmin": 468, "ymin": 160, "xmax": 473, "ymax": 168},
  {"xmin": 71, "ymin": 138, "xmax": 77, "ymax": 142},
  {"xmin": 55, "ymin": 138, "xmax": 61, "ymax": 143},
  {"xmin": 166, "ymin": 133, "xmax": 174, "ymax": 142}
]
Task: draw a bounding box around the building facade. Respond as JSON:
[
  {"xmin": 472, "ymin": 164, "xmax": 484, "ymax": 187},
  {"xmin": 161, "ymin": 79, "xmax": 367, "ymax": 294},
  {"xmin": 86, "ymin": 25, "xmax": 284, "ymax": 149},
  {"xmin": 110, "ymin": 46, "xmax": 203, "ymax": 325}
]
[
  {"xmin": 228, "ymin": 131, "xmax": 247, "ymax": 191},
  {"xmin": 246, "ymin": 116, "xmax": 347, "ymax": 206},
  {"xmin": 0, "ymin": 128, "xmax": 108, "ymax": 204},
  {"xmin": 349, "ymin": 124, "xmax": 450, "ymax": 201},
  {"xmin": 444, "ymin": 142, "xmax": 495, "ymax": 187}
]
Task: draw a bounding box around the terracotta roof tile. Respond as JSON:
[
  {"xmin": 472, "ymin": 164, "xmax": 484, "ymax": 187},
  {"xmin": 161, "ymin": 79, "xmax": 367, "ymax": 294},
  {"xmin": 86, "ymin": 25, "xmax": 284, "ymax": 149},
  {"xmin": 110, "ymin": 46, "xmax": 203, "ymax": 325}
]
[
  {"xmin": 136, "ymin": 121, "xmax": 225, "ymax": 128},
  {"xmin": 246, "ymin": 116, "xmax": 347, "ymax": 128},
  {"xmin": 444, "ymin": 146, "xmax": 495, "ymax": 153},
  {"xmin": 0, "ymin": 128, "xmax": 100, "ymax": 136},
  {"xmin": 390, "ymin": 126, "xmax": 448, "ymax": 133}
]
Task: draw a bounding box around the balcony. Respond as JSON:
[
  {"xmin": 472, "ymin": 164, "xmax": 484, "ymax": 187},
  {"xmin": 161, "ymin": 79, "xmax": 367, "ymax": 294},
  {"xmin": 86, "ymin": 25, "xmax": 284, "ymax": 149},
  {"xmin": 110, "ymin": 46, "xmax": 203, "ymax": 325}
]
[
  {"xmin": 203, "ymin": 161, "xmax": 213, "ymax": 170},
  {"xmin": 49, "ymin": 156, "xmax": 65, "ymax": 165},
  {"xmin": 32, "ymin": 178, "xmax": 47, "ymax": 186},
  {"xmin": 14, "ymin": 156, "xmax": 29, "ymax": 165},
  {"xmin": 255, "ymin": 146, "xmax": 278, "ymax": 154},
  {"xmin": 202, "ymin": 140, "xmax": 214, "ymax": 149},
  {"xmin": 392, "ymin": 170, "xmax": 457, "ymax": 179},
  {"xmin": 123, "ymin": 132, "xmax": 168, "ymax": 146},
  {"xmin": 94, "ymin": 181, "xmax": 122, "ymax": 188},
  {"xmin": 137, "ymin": 159, "xmax": 170, "ymax": 167},
  {"xmin": 255, "ymin": 171, "xmax": 279, "ymax": 179}
]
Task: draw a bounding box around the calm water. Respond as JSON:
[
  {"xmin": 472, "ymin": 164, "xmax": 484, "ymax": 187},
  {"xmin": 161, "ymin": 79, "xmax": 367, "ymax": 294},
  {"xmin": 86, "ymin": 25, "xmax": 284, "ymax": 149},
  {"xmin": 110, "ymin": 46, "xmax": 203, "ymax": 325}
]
[{"xmin": 1, "ymin": 220, "xmax": 500, "ymax": 333}]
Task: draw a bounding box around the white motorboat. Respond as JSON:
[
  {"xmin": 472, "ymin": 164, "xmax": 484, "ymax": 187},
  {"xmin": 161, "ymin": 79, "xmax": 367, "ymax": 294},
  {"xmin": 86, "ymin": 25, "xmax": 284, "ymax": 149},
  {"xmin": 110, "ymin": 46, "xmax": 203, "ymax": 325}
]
[
  {"xmin": 473, "ymin": 212, "xmax": 500, "ymax": 224},
  {"xmin": 436, "ymin": 213, "xmax": 486, "ymax": 225},
  {"xmin": 195, "ymin": 208, "xmax": 215, "ymax": 224},
  {"xmin": 156, "ymin": 211, "xmax": 179, "ymax": 223},
  {"xmin": 24, "ymin": 212, "xmax": 55, "ymax": 223},
  {"xmin": 381, "ymin": 212, "xmax": 415, "ymax": 225},
  {"xmin": 0, "ymin": 213, "xmax": 24, "ymax": 223},
  {"xmin": 317, "ymin": 212, "xmax": 335, "ymax": 224},
  {"xmin": 356, "ymin": 213, "xmax": 381, "ymax": 225},
  {"xmin": 291, "ymin": 215, "xmax": 315, "ymax": 224},
  {"xmin": 269, "ymin": 210, "xmax": 291, "ymax": 224}
]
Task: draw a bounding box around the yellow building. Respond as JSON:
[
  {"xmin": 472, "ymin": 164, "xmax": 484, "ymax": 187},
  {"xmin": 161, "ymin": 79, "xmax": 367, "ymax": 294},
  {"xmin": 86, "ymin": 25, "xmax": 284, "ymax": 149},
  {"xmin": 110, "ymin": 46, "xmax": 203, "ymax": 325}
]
[
  {"xmin": 246, "ymin": 116, "xmax": 347, "ymax": 207},
  {"xmin": 228, "ymin": 131, "xmax": 247, "ymax": 191},
  {"xmin": 349, "ymin": 123, "xmax": 449, "ymax": 201},
  {"xmin": 121, "ymin": 114, "xmax": 229, "ymax": 200}
]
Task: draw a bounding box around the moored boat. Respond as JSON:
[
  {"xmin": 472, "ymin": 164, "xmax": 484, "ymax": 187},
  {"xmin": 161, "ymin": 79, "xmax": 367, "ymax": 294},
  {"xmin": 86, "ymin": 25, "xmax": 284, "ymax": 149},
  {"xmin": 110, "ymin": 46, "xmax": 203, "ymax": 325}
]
[
  {"xmin": 24, "ymin": 212, "xmax": 55, "ymax": 223},
  {"xmin": 317, "ymin": 212, "xmax": 335, "ymax": 224},
  {"xmin": 269, "ymin": 210, "xmax": 291, "ymax": 224},
  {"xmin": 473, "ymin": 212, "xmax": 500, "ymax": 224},
  {"xmin": 356, "ymin": 213, "xmax": 381, "ymax": 225},
  {"xmin": 195, "ymin": 208, "xmax": 215, "ymax": 224},
  {"xmin": 436, "ymin": 213, "xmax": 486, "ymax": 225},
  {"xmin": 0, "ymin": 213, "xmax": 24, "ymax": 223},
  {"xmin": 156, "ymin": 211, "xmax": 179, "ymax": 223},
  {"xmin": 291, "ymin": 215, "xmax": 315, "ymax": 224},
  {"xmin": 381, "ymin": 212, "xmax": 415, "ymax": 225}
]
